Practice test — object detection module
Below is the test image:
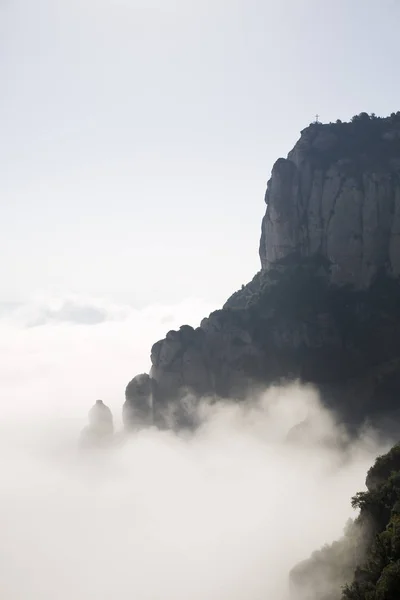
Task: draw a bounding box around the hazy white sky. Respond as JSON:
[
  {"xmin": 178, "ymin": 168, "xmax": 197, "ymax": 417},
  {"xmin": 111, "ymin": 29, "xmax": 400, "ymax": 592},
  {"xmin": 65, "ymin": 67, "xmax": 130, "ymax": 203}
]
[{"xmin": 2, "ymin": 0, "xmax": 400, "ymax": 307}]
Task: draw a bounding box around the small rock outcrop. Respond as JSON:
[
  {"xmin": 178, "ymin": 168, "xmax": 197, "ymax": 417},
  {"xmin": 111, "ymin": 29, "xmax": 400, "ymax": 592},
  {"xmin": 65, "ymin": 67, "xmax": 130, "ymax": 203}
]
[
  {"xmin": 80, "ymin": 400, "xmax": 114, "ymax": 448},
  {"xmin": 123, "ymin": 373, "xmax": 153, "ymax": 429}
]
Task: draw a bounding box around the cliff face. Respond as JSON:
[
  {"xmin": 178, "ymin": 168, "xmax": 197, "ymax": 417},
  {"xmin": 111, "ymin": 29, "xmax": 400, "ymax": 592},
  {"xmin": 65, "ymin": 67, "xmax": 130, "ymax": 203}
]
[
  {"xmin": 124, "ymin": 113, "xmax": 400, "ymax": 430},
  {"xmin": 260, "ymin": 118, "xmax": 400, "ymax": 288}
]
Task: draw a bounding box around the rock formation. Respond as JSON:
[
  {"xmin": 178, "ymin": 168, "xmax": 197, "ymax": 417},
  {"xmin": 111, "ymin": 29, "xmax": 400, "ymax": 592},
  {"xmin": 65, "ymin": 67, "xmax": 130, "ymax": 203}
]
[
  {"xmin": 259, "ymin": 115, "xmax": 400, "ymax": 288},
  {"xmin": 80, "ymin": 399, "xmax": 114, "ymax": 448},
  {"xmin": 125, "ymin": 113, "xmax": 400, "ymax": 430},
  {"xmin": 123, "ymin": 373, "xmax": 153, "ymax": 429}
]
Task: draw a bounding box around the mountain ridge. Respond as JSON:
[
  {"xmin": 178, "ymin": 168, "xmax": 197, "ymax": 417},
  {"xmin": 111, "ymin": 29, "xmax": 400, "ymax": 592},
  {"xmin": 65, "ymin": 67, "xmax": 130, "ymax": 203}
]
[{"xmin": 124, "ymin": 112, "xmax": 400, "ymax": 433}]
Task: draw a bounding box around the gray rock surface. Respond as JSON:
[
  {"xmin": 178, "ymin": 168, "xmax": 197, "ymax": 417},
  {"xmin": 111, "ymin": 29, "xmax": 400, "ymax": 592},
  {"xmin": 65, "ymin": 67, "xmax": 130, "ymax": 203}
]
[
  {"xmin": 123, "ymin": 373, "xmax": 153, "ymax": 429},
  {"xmin": 260, "ymin": 120, "xmax": 400, "ymax": 288}
]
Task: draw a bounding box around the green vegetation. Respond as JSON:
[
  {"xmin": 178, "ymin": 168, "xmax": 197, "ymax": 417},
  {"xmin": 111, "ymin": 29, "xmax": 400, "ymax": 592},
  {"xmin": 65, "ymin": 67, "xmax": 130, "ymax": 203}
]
[
  {"xmin": 343, "ymin": 445, "xmax": 400, "ymax": 600},
  {"xmin": 305, "ymin": 112, "xmax": 400, "ymax": 174},
  {"xmin": 291, "ymin": 444, "xmax": 400, "ymax": 600},
  {"xmin": 243, "ymin": 256, "xmax": 400, "ymax": 362}
]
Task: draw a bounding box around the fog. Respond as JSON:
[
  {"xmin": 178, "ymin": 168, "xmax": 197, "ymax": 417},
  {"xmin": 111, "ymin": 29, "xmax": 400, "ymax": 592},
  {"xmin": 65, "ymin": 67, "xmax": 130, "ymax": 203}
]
[{"xmin": 0, "ymin": 297, "xmax": 389, "ymax": 599}]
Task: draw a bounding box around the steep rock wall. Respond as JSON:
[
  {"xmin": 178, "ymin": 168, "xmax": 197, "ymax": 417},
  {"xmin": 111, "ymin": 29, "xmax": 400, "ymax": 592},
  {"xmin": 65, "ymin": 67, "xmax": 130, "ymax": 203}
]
[{"xmin": 260, "ymin": 119, "xmax": 400, "ymax": 287}]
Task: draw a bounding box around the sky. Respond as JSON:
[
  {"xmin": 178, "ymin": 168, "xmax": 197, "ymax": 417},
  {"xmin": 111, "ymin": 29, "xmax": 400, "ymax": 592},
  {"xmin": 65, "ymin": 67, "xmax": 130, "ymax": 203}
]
[{"xmin": 2, "ymin": 0, "xmax": 400, "ymax": 308}]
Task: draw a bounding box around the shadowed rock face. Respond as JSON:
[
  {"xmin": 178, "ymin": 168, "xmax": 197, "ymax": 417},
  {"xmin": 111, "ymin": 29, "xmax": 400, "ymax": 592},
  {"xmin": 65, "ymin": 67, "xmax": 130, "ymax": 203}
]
[
  {"xmin": 149, "ymin": 320, "xmax": 262, "ymax": 404},
  {"xmin": 126, "ymin": 114, "xmax": 400, "ymax": 430},
  {"xmin": 123, "ymin": 373, "xmax": 153, "ymax": 429},
  {"xmin": 80, "ymin": 400, "xmax": 114, "ymax": 449},
  {"xmin": 147, "ymin": 263, "xmax": 400, "ymax": 428}
]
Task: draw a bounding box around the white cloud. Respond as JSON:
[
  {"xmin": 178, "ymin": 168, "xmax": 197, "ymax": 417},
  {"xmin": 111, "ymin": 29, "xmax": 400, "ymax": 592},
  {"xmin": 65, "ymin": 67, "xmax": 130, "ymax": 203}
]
[
  {"xmin": 0, "ymin": 295, "xmax": 215, "ymax": 420},
  {"xmin": 0, "ymin": 296, "xmax": 390, "ymax": 599}
]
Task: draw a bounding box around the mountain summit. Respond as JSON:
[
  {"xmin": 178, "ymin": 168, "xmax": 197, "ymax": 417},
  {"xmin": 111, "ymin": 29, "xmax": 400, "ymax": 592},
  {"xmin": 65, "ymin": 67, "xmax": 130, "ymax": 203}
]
[
  {"xmin": 260, "ymin": 113, "xmax": 400, "ymax": 288},
  {"xmin": 125, "ymin": 113, "xmax": 400, "ymax": 432}
]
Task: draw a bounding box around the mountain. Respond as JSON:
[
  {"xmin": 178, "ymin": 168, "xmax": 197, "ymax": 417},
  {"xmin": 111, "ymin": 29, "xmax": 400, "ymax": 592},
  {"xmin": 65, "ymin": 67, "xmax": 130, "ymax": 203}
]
[
  {"xmin": 124, "ymin": 112, "xmax": 400, "ymax": 431},
  {"xmin": 260, "ymin": 114, "xmax": 400, "ymax": 287}
]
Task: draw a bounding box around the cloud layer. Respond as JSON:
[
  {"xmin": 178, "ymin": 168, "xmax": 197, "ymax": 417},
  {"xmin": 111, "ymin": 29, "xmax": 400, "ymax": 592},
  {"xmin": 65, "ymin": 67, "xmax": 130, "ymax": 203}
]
[
  {"xmin": 0, "ymin": 295, "xmax": 214, "ymax": 420},
  {"xmin": 0, "ymin": 296, "xmax": 389, "ymax": 599}
]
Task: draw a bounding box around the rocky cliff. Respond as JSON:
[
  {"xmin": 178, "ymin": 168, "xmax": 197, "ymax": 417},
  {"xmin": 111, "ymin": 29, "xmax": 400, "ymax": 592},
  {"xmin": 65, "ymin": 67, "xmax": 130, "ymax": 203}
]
[
  {"xmin": 260, "ymin": 114, "xmax": 400, "ymax": 288},
  {"xmin": 124, "ymin": 113, "xmax": 400, "ymax": 430}
]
